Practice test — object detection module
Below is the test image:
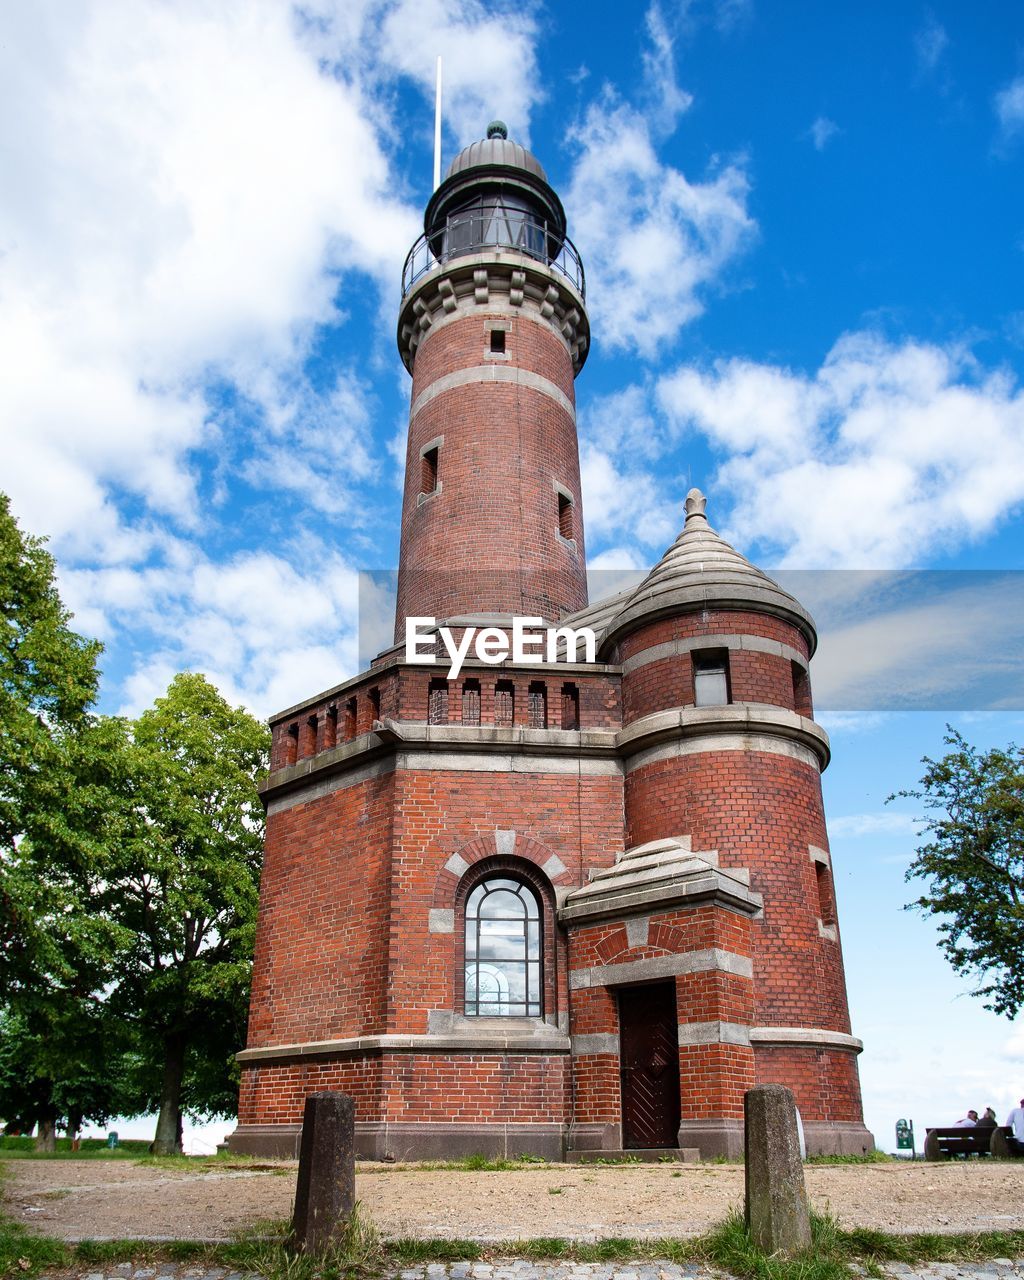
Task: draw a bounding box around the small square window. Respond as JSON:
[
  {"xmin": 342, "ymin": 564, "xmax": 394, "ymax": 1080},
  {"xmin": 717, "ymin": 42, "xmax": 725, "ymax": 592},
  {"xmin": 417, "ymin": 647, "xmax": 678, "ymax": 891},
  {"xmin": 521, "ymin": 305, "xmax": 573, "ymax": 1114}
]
[
  {"xmin": 489, "ymin": 328, "xmax": 506, "ymax": 354},
  {"xmin": 693, "ymin": 650, "xmax": 730, "ymax": 707}
]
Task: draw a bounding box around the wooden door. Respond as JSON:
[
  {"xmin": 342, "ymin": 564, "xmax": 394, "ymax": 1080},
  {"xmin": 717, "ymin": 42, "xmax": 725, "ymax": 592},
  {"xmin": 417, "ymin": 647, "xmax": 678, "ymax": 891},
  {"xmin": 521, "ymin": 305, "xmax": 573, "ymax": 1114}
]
[{"xmin": 618, "ymin": 982, "xmax": 680, "ymax": 1149}]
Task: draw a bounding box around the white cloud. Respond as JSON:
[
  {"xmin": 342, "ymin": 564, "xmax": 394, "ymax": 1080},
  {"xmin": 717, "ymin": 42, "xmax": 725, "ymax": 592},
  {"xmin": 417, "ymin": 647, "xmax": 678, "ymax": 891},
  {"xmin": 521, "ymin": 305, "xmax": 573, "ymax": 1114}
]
[
  {"xmin": 566, "ymin": 96, "xmax": 755, "ymax": 355},
  {"xmin": 994, "ymin": 76, "xmax": 1024, "ymax": 144},
  {"xmin": 657, "ymin": 331, "xmax": 1024, "ymax": 567},
  {"xmin": 640, "ymin": 2, "xmax": 695, "ymax": 134},
  {"xmin": 66, "ymin": 545, "xmax": 361, "ymax": 719},
  {"xmin": 808, "ymin": 116, "xmax": 840, "ymax": 151},
  {"xmin": 1, "ymin": 1, "xmax": 548, "ymax": 717},
  {"xmin": 829, "ymin": 812, "xmax": 921, "ymax": 838},
  {"xmin": 579, "ymin": 442, "xmax": 679, "ymax": 554},
  {"xmin": 914, "ymin": 16, "xmax": 949, "ymax": 77},
  {"xmin": 563, "ymin": 3, "xmax": 756, "ymax": 358},
  {"xmin": 1, "ymin": 1, "xmax": 421, "ymax": 569}
]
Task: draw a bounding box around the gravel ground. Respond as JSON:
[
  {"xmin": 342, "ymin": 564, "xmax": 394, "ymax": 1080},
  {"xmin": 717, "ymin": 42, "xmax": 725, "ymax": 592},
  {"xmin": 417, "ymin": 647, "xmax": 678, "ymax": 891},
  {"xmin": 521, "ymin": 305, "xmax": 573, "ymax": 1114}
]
[{"xmin": 4, "ymin": 1158, "xmax": 1024, "ymax": 1243}]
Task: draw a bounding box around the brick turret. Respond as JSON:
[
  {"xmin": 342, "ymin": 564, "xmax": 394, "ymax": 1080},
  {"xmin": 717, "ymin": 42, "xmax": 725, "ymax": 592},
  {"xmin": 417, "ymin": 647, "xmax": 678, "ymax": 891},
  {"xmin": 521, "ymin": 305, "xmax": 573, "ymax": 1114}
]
[
  {"xmin": 394, "ymin": 122, "xmax": 590, "ymax": 639},
  {"xmin": 584, "ymin": 489, "xmax": 872, "ymax": 1156}
]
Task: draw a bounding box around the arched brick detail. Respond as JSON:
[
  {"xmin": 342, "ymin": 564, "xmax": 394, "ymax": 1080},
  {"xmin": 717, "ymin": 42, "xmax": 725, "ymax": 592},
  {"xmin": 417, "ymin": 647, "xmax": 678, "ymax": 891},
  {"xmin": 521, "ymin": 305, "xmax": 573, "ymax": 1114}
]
[
  {"xmin": 594, "ymin": 927, "xmax": 630, "ymax": 965},
  {"xmin": 431, "ymin": 830, "xmax": 571, "ymax": 910},
  {"xmin": 650, "ymin": 921, "xmax": 688, "ymax": 953}
]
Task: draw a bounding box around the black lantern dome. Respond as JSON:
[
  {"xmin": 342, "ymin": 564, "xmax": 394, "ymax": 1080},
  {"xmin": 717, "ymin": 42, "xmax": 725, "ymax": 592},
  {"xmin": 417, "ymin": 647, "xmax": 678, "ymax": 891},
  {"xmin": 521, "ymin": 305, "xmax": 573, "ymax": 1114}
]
[{"xmin": 422, "ymin": 121, "xmax": 567, "ymax": 264}]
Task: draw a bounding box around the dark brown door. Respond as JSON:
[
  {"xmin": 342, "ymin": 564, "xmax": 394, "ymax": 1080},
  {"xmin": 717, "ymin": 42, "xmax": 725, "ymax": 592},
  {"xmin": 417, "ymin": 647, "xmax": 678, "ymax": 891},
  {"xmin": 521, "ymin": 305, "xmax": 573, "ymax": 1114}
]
[{"xmin": 618, "ymin": 982, "xmax": 680, "ymax": 1149}]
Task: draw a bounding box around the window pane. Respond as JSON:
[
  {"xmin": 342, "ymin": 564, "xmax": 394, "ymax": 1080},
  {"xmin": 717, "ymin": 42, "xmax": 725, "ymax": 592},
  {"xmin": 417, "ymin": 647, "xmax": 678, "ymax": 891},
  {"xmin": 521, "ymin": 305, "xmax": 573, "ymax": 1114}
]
[
  {"xmin": 463, "ymin": 876, "xmax": 542, "ymax": 1018},
  {"xmin": 479, "ymin": 889, "xmax": 524, "ymax": 918},
  {"xmin": 694, "ymin": 668, "xmax": 729, "ymax": 706}
]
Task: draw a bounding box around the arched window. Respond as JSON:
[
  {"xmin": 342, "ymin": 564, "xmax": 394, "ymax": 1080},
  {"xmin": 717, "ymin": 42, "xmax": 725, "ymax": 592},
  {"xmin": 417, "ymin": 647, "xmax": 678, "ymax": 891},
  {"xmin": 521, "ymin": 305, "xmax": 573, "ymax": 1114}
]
[{"xmin": 464, "ymin": 877, "xmax": 542, "ymax": 1017}]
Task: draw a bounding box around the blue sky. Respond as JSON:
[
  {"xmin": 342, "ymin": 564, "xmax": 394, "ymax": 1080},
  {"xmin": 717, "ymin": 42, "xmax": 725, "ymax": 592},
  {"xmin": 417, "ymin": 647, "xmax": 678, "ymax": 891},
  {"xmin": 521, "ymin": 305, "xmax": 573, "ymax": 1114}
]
[{"xmin": 5, "ymin": 1, "xmax": 1024, "ymax": 1151}]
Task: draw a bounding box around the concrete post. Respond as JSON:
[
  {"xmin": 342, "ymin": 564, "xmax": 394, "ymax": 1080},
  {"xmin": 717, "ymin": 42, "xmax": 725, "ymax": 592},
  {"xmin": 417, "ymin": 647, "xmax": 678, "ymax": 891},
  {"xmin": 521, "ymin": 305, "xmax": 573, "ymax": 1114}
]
[
  {"xmin": 744, "ymin": 1084, "xmax": 811, "ymax": 1255},
  {"xmin": 290, "ymin": 1092, "xmax": 356, "ymax": 1253}
]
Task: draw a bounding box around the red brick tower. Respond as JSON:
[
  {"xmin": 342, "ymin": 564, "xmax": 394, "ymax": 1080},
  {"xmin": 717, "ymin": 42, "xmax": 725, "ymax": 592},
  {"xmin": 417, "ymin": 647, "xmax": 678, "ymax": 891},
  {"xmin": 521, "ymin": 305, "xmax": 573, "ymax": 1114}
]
[
  {"xmin": 394, "ymin": 122, "xmax": 589, "ymax": 637},
  {"xmin": 228, "ymin": 126, "xmax": 872, "ymax": 1162}
]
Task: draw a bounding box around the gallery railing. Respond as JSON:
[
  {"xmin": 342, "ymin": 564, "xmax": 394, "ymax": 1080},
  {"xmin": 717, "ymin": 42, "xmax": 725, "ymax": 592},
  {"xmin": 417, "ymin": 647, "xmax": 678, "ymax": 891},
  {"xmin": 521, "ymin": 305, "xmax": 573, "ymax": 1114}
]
[{"xmin": 402, "ymin": 210, "xmax": 586, "ymax": 299}]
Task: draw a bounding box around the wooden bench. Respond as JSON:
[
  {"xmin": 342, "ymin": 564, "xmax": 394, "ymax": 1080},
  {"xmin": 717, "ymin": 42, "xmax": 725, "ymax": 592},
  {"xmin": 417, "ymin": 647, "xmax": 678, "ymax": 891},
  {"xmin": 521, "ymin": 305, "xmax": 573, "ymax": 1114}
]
[{"xmin": 923, "ymin": 1125, "xmax": 1020, "ymax": 1159}]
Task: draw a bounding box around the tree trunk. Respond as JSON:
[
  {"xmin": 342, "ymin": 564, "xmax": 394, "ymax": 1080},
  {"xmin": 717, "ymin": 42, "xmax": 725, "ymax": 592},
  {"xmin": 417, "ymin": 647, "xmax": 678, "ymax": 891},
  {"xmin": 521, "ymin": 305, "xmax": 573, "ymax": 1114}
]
[
  {"xmin": 35, "ymin": 1109, "xmax": 57, "ymax": 1152},
  {"xmin": 68, "ymin": 1109, "xmax": 83, "ymax": 1152},
  {"xmin": 152, "ymin": 1031, "xmax": 187, "ymax": 1155}
]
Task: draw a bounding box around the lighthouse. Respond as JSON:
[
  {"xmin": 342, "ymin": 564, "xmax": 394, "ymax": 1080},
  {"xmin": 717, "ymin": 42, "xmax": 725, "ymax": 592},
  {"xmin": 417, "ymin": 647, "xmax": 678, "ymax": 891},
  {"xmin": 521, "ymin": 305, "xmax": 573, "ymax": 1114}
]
[{"xmin": 229, "ymin": 125, "xmax": 873, "ymax": 1161}]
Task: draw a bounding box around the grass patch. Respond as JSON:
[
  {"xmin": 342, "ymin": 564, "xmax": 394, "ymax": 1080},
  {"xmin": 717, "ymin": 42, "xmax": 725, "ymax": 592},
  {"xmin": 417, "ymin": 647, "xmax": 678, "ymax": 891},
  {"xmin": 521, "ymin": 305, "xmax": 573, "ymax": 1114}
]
[
  {"xmin": 0, "ymin": 1140, "xmax": 153, "ymax": 1161},
  {"xmin": 805, "ymin": 1151, "xmax": 895, "ymax": 1165},
  {"xmin": 370, "ymin": 1154, "xmax": 553, "ymax": 1173}
]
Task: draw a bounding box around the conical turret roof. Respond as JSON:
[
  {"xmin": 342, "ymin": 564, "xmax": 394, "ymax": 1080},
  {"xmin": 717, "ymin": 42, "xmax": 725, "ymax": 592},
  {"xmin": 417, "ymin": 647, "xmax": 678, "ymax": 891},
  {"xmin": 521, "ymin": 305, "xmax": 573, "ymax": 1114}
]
[{"xmin": 598, "ymin": 489, "xmax": 817, "ymax": 654}]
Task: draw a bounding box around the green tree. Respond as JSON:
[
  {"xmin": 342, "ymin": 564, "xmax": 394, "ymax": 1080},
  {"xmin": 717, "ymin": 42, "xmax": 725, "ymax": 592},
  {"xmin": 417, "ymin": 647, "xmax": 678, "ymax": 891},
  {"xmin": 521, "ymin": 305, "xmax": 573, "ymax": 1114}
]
[
  {"xmin": 896, "ymin": 728, "xmax": 1024, "ymax": 1017},
  {"xmin": 0, "ymin": 492, "xmax": 105, "ymax": 994},
  {"xmin": 0, "ymin": 1002, "xmax": 135, "ymax": 1147},
  {"xmin": 98, "ymin": 673, "xmax": 269, "ymax": 1153}
]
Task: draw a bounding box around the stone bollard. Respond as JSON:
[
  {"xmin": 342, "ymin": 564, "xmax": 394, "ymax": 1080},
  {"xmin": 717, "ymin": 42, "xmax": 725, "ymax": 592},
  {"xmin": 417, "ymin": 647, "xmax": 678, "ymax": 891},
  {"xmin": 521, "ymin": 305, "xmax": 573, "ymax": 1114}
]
[
  {"xmin": 744, "ymin": 1084, "xmax": 812, "ymax": 1255},
  {"xmin": 291, "ymin": 1091, "xmax": 356, "ymax": 1253}
]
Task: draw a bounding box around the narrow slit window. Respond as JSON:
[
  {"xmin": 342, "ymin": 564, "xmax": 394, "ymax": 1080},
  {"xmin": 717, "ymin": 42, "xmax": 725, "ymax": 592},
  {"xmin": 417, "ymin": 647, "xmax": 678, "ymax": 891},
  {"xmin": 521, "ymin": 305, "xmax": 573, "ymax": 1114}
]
[
  {"xmin": 495, "ymin": 679, "xmax": 515, "ymax": 727},
  {"xmin": 557, "ymin": 492, "xmax": 573, "ymax": 541},
  {"xmin": 344, "ymin": 697, "xmax": 357, "ymax": 741},
  {"xmin": 561, "ymin": 683, "xmax": 580, "ymax": 730},
  {"xmin": 792, "ymin": 662, "xmax": 812, "ymax": 718},
  {"xmin": 369, "ymin": 686, "xmax": 381, "ymax": 724},
  {"xmin": 693, "ymin": 650, "xmax": 730, "ymax": 707},
  {"xmin": 323, "ymin": 705, "xmax": 338, "ymax": 751},
  {"xmin": 462, "ymin": 678, "xmax": 481, "ymax": 726},
  {"xmin": 489, "ymin": 328, "xmax": 506, "ymax": 354},
  {"xmin": 285, "ymin": 723, "xmax": 299, "ymax": 766},
  {"xmin": 428, "ymin": 678, "xmax": 449, "ymax": 724},
  {"xmin": 528, "ymin": 682, "xmax": 547, "ymax": 729},
  {"xmin": 421, "ymin": 445, "xmax": 439, "ymax": 495},
  {"xmin": 815, "ymin": 861, "xmax": 836, "ymax": 926}
]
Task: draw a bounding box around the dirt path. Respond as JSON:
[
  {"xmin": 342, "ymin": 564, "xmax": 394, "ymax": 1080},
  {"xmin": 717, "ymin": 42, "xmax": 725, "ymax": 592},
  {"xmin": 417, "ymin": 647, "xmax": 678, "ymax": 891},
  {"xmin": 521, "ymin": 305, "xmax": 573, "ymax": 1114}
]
[{"xmin": 4, "ymin": 1158, "xmax": 1024, "ymax": 1242}]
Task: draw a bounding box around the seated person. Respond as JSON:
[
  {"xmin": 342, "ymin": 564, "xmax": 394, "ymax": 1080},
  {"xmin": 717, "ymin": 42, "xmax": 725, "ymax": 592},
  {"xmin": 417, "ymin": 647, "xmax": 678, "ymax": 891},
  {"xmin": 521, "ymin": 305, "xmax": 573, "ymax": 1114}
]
[{"xmin": 954, "ymin": 1110, "xmax": 979, "ymax": 1127}]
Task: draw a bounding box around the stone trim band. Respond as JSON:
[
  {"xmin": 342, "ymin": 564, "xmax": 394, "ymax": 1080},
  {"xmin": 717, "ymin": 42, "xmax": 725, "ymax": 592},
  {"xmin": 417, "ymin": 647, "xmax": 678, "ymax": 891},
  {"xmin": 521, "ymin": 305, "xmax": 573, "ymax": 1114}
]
[
  {"xmin": 237, "ymin": 1031, "xmax": 571, "ymax": 1064},
  {"xmin": 411, "ymin": 365, "xmax": 576, "ymax": 421},
  {"xmin": 568, "ymin": 947, "xmax": 753, "ymax": 991}
]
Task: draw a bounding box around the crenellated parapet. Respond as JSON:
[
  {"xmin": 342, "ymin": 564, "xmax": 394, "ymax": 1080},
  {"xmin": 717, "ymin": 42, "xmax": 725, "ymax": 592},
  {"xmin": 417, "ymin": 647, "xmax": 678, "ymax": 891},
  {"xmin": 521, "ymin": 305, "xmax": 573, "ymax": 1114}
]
[{"xmin": 397, "ymin": 252, "xmax": 589, "ymax": 375}]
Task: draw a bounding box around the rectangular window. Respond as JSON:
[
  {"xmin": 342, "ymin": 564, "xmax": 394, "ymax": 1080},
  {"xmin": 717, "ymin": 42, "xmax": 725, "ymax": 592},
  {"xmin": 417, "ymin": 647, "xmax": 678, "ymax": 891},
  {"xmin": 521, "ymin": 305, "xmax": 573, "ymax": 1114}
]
[
  {"xmin": 421, "ymin": 445, "xmax": 439, "ymax": 495},
  {"xmin": 428, "ymin": 678, "xmax": 449, "ymax": 725},
  {"xmin": 368, "ymin": 686, "xmax": 381, "ymax": 725},
  {"xmin": 489, "ymin": 328, "xmax": 506, "ymax": 354},
  {"xmin": 462, "ymin": 678, "xmax": 481, "ymax": 726},
  {"xmin": 693, "ymin": 650, "xmax": 730, "ymax": 707},
  {"xmin": 528, "ymin": 682, "xmax": 547, "ymax": 729},
  {"xmin": 557, "ymin": 491, "xmax": 573, "ymax": 541},
  {"xmin": 344, "ymin": 697, "xmax": 357, "ymax": 741},
  {"xmin": 495, "ymin": 680, "xmax": 515, "ymax": 727},
  {"xmin": 285, "ymin": 722, "xmax": 299, "ymax": 766},
  {"xmin": 561, "ymin": 683, "xmax": 580, "ymax": 730}
]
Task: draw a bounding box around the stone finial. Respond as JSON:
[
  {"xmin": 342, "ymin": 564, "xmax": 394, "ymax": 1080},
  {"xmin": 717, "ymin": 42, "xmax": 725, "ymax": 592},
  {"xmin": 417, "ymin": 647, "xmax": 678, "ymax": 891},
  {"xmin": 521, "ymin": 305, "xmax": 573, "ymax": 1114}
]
[{"xmin": 684, "ymin": 487, "xmax": 709, "ymax": 525}]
